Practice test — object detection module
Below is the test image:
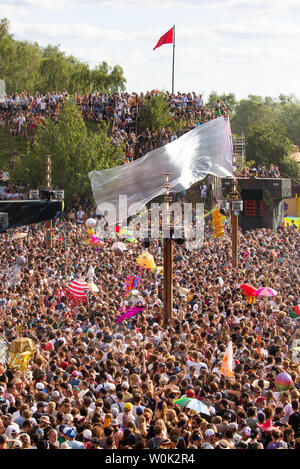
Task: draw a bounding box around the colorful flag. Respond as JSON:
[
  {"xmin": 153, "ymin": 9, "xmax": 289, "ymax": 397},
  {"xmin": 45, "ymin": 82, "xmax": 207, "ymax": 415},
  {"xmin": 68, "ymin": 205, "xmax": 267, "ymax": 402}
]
[
  {"xmin": 220, "ymin": 341, "xmax": 234, "ymax": 377},
  {"xmin": 153, "ymin": 27, "xmax": 173, "ymax": 50},
  {"xmin": 289, "ymin": 305, "xmax": 300, "ymax": 319}
]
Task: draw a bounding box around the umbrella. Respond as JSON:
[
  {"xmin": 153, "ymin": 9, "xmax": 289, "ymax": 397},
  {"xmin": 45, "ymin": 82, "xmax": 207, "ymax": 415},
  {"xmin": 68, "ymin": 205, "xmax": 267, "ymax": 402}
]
[
  {"xmin": 255, "ymin": 287, "xmax": 278, "ymax": 297},
  {"xmin": 174, "ymin": 398, "xmax": 210, "ymax": 416},
  {"xmin": 7, "ymin": 337, "xmax": 36, "ymax": 371},
  {"xmin": 8, "ymin": 337, "xmax": 36, "ymax": 354},
  {"xmin": 68, "ymin": 279, "xmax": 89, "ymax": 298},
  {"xmin": 0, "ymin": 335, "xmax": 8, "ymax": 364},
  {"xmin": 12, "ymin": 232, "xmax": 28, "ymax": 240}
]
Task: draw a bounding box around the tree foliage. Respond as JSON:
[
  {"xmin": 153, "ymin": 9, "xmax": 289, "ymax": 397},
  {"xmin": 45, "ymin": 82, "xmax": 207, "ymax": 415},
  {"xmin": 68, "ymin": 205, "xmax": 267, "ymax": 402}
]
[
  {"xmin": 11, "ymin": 100, "xmax": 124, "ymax": 201},
  {"xmin": 0, "ymin": 18, "xmax": 126, "ymax": 94},
  {"xmin": 138, "ymin": 93, "xmax": 172, "ymax": 132},
  {"xmin": 207, "ymin": 91, "xmax": 238, "ymax": 115},
  {"xmin": 278, "ymin": 102, "xmax": 300, "ymax": 148},
  {"xmin": 231, "ymin": 95, "xmax": 276, "ymax": 135},
  {"xmin": 246, "ymin": 123, "xmax": 299, "ymax": 180}
]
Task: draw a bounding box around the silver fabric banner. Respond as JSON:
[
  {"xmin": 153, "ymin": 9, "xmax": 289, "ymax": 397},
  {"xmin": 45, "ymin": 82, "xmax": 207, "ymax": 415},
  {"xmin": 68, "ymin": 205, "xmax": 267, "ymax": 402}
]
[{"xmin": 89, "ymin": 116, "xmax": 233, "ymax": 222}]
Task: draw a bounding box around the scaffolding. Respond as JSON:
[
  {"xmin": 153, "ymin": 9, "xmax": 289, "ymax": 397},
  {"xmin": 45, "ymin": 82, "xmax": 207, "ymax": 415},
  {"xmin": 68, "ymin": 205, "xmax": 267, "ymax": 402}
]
[{"xmin": 233, "ymin": 137, "xmax": 246, "ymax": 171}]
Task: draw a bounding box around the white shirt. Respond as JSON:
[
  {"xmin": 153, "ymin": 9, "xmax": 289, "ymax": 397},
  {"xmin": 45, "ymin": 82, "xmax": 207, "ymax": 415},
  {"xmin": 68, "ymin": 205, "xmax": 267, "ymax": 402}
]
[{"xmin": 76, "ymin": 210, "xmax": 84, "ymax": 223}]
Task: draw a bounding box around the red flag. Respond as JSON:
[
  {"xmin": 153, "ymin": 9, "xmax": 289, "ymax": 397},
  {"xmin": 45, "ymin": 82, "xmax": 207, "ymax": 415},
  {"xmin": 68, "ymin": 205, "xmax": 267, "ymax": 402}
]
[{"xmin": 153, "ymin": 27, "xmax": 173, "ymax": 50}]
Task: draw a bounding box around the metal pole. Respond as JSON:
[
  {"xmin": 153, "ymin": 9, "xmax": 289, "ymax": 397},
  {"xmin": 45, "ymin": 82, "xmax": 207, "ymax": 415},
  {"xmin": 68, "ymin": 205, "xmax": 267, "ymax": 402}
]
[
  {"xmin": 45, "ymin": 154, "xmax": 53, "ymax": 249},
  {"xmin": 231, "ymin": 157, "xmax": 239, "ymax": 268},
  {"xmin": 163, "ymin": 173, "xmax": 173, "ymax": 327},
  {"xmin": 172, "ymin": 25, "xmax": 175, "ymax": 95},
  {"xmin": 231, "ymin": 203, "xmax": 238, "ymax": 268}
]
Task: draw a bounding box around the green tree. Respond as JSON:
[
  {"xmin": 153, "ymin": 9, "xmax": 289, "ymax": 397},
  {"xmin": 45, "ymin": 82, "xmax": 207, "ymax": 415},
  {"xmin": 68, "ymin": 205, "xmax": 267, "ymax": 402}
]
[
  {"xmin": 91, "ymin": 62, "xmax": 126, "ymax": 93},
  {"xmin": 246, "ymin": 123, "xmax": 299, "ymax": 179},
  {"xmin": 231, "ymin": 95, "xmax": 276, "ymax": 135},
  {"xmin": 206, "ymin": 91, "xmax": 237, "ymax": 115},
  {"xmin": 11, "ymin": 100, "xmax": 124, "ymax": 201},
  {"xmin": 278, "ymin": 102, "xmax": 300, "ymax": 148},
  {"xmin": 138, "ymin": 93, "xmax": 172, "ymax": 132},
  {"xmin": 0, "ymin": 18, "xmax": 126, "ymax": 95}
]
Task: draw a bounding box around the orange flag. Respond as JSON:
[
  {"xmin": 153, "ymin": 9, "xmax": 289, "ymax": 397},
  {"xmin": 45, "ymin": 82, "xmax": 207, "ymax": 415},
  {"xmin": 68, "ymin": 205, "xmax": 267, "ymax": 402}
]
[{"xmin": 220, "ymin": 341, "xmax": 234, "ymax": 377}]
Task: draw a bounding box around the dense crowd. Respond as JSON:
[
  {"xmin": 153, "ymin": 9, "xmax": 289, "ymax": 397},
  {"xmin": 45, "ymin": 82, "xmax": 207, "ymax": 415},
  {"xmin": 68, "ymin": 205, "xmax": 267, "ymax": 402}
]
[
  {"xmin": 0, "ymin": 214, "xmax": 299, "ymax": 450},
  {"xmin": 238, "ymin": 164, "xmax": 281, "ymax": 179},
  {"xmin": 0, "ymin": 90, "xmax": 227, "ymax": 165},
  {"xmin": 0, "ymin": 90, "xmax": 228, "ymax": 202},
  {"xmin": 0, "ymin": 182, "xmax": 29, "ymax": 200}
]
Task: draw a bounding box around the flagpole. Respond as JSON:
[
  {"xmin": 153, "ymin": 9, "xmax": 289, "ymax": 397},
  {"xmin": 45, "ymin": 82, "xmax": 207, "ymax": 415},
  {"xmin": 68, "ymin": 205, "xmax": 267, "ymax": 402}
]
[{"xmin": 172, "ymin": 25, "xmax": 175, "ymax": 95}]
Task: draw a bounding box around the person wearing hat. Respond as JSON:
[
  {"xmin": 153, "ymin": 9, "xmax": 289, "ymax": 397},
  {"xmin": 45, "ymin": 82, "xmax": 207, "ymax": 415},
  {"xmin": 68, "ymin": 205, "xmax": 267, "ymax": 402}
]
[
  {"xmin": 189, "ymin": 433, "xmax": 202, "ymax": 448},
  {"xmin": 157, "ymin": 438, "xmax": 172, "ymax": 449},
  {"xmin": 63, "ymin": 426, "xmax": 85, "ymax": 449},
  {"xmin": 12, "ymin": 439, "xmax": 23, "ymax": 449},
  {"xmin": 5, "ymin": 423, "xmax": 20, "ymax": 440},
  {"xmin": 118, "ymin": 402, "xmax": 135, "ymax": 429},
  {"xmin": 201, "ymin": 429, "xmax": 215, "ymax": 449},
  {"xmin": 240, "ymin": 426, "xmax": 252, "ymax": 443},
  {"xmin": 57, "ymin": 425, "xmax": 67, "ymax": 447},
  {"xmin": 110, "ymin": 419, "xmax": 123, "ymax": 448},
  {"xmin": 39, "ymin": 415, "xmax": 52, "ymax": 438},
  {"xmin": 257, "ymin": 419, "xmax": 278, "ymax": 448},
  {"xmin": 82, "ymin": 428, "xmax": 92, "ymax": 449}
]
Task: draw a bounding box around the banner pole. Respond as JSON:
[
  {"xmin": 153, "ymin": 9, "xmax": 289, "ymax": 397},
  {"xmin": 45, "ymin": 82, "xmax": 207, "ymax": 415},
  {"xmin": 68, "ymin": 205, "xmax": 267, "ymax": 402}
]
[{"xmin": 172, "ymin": 25, "xmax": 175, "ymax": 94}]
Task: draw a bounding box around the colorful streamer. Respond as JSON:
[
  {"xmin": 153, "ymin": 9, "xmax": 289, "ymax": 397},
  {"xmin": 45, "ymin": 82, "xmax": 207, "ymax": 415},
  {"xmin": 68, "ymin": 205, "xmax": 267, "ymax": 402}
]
[
  {"xmin": 116, "ymin": 306, "xmax": 145, "ymax": 324},
  {"xmin": 124, "ymin": 274, "xmax": 141, "ymax": 300},
  {"xmin": 7, "ymin": 350, "xmax": 34, "ymax": 371}
]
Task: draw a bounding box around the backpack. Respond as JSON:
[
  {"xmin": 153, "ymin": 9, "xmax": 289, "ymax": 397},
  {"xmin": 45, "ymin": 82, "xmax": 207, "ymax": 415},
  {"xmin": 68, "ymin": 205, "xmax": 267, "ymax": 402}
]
[{"xmin": 149, "ymin": 437, "xmax": 164, "ymax": 449}]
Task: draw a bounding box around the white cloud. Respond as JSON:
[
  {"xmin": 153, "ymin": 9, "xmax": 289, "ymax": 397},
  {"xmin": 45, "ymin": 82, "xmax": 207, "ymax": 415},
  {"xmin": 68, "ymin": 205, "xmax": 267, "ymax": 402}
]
[
  {"xmin": 0, "ymin": 4, "xmax": 30, "ymax": 18},
  {"xmin": 10, "ymin": 21, "xmax": 125, "ymax": 43},
  {"xmin": 3, "ymin": 0, "xmax": 300, "ymax": 99},
  {"xmin": 1, "ymin": 0, "xmax": 212, "ymax": 11}
]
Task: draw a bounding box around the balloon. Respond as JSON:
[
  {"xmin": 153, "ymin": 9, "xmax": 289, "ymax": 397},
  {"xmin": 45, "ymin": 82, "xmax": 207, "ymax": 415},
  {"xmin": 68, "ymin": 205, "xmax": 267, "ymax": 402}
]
[
  {"xmin": 90, "ymin": 235, "xmax": 104, "ymax": 246},
  {"xmin": 16, "ymin": 256, "xmax": 26, "ymax": 266},
  {"xmin": 275, "ymin": 372, "xmax": 293, "ymax": 391},
  {"xmin": 112, "ymin": 242, "xmax": 126, "ymax": 256},
  {"xmin": 137, "ymin": 252, "xmax": 156, "ymax": 270},
  {"xmin": 119, "ymin": 228, "xmax": 135, "ymax": 243},
  {"xmin": 86, "ymin": 218, "xmax": 97, "ymax": 228}
]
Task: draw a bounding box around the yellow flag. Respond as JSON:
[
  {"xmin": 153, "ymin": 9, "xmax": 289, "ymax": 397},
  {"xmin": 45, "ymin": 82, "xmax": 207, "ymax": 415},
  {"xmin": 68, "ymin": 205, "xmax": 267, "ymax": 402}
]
[{"xmin": 220, "ymin": 341, "xmax": 234, "ymax": 377}]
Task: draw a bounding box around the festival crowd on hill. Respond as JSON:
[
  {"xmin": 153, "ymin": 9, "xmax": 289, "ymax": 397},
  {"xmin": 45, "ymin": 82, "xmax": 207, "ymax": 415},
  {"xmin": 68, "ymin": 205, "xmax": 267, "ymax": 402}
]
[
  {"xmin": 0, "ymin": 90, "xmax": 283, "ymax": 202},
  {"xmin": 0, "ymin": 214, "xmax": 299, "ymax": 450},
  {"xmin": 0, "ymin": 90, "xmax": 227, "ymax": 164}
]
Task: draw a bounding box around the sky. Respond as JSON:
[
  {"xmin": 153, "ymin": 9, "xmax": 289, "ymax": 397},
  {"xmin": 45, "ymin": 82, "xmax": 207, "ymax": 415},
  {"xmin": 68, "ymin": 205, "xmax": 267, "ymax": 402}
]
[{"xmin": 1, "ymin": 0, "xmax": 300, "ymax": 100}]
